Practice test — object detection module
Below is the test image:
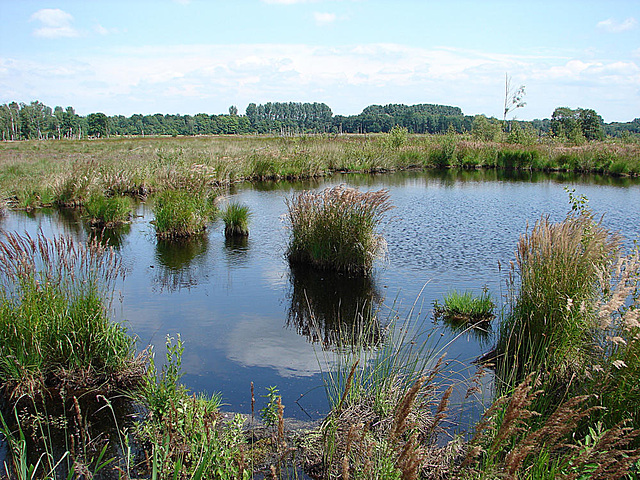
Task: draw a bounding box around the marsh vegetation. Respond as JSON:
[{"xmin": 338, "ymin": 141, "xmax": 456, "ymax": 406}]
[
  {"xmin": 0, "ymin": 134, "xmax": 639, "ymax": 212},
  {"xmin": 0, "ymin": 135, "xmax": 639, "ymax": 478},
  {"xmin": 285, "ymin": 185, "xmax": 393, "ymax": 274}
]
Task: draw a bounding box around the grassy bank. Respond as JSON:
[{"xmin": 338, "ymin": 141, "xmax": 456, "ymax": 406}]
[
  {"xmin": 0, "ymin": 134, "xmax": 638, "ymax": 210},
  {"xmin": 0, "ymin": 232, "xmax": 141, "ymax": 398}
]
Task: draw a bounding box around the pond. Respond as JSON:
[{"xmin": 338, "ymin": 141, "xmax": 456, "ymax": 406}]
[{"xmin": 1, "ymin": 169, "xmax": 639, "ymax": 425}]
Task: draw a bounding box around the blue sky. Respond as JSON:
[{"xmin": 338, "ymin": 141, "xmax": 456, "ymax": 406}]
[{"xmin": 1, "ymin": 0, "xmax": 638, "ymax": 122}]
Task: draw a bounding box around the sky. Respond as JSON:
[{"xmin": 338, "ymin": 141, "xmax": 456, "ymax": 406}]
[{"xmin": 1, "ymin": 0, "xmax": 639, "ymax": 122}]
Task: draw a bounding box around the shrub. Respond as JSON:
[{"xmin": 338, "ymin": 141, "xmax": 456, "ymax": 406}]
[
  {"xmin": 384, "ymin": 125, "xmax": 409, "ymax": 150},
  {"xmin": 285, "ymin": 185, "xmax": 393, "ymax": 274}
]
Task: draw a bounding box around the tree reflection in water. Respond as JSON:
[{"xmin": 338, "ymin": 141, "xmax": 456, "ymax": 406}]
[
  {"xmin": 152, "ymin": 236, "xmax": 209, "ymax": 292},
  {"xmin": 286, "ymin": 264, "xmax": 385, "ymax": 349}
]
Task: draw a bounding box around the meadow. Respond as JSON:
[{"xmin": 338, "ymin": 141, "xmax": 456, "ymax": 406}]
[{"xmin": 0, "ymin": 133, "xmax": 638, "ymax": 213}]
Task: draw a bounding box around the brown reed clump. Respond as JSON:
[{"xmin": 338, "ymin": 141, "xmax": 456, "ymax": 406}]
[
  {"xmin": 460, "ymin": 372, "xmax": 640, "ymax": 479},
  {"xmin": 285, "ymin": 185, "xmax": 393, "ymax": 274},
  {"xmin": 308, "ymin": 368, "xmax": 453, "ymax": 479}
]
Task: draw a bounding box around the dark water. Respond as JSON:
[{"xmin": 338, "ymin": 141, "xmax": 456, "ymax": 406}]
[{"xmin": 1, "ymin": 169, "xmax": 639, "ymax": 424}]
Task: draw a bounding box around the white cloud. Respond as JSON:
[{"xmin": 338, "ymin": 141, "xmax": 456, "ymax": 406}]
[
  {"xmin": 30, "ymin": 8, "xmax": 79, "ymax": 38},
  {"xmin": 225, "ymin": 314, "xmax": 337, "ymax": 377},
  {"xmin": 4, "ymin": 42, "xmax": 639, "ymax": 121},
  {"xmin": 94, "ymin": 24, "xmax": 121, "ymax": 36},
  {"xmin": 314, "ymin": 12, "xmax": 337, "ymax": 26},
  {"xmin": 597, "ymin": 17, "xmax": 637, "ymax": 33}
]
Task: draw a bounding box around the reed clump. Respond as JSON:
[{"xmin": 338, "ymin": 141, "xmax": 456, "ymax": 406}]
[
  {"xmin": 496, "ymin": 196, "xmax": 621, "ymax": 383},
  {"xmin": 152, "ymin": 189, "xmax": 217, "ymax": 239},
  {"xmin": 285, "ymin": 185, "xmax": 393, "ymax": 274},
  {"xmin": 221, "ymin": 201, "xmax": 252, "ymax": 237},
  {"xmin": 459, "ymin": 373, "xmax": 640, "ymax": 479},
  {"xmin": 473, "ymin": 193, "xmax": 640, "ymax": 478},
  {"xmin": 83, "ymin": 193, "xmax": 132, "ymax": 228},
  {"xmin": 0, "ymin": 232, "xmax": 142, "ymax": 398}
]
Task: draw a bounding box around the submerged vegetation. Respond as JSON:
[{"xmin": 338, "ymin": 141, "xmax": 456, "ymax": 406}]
[{"xmin": 285, "ymin": 185, "xmax": 393, "ymax": 274}]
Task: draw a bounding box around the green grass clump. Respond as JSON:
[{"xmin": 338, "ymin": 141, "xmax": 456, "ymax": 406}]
[
  {"xmin": 83, "ymin": 193, "xmax": 132, "ymax": 228},
  {"xmin": 497, "ymin": 195, "xmax": 621, "ymax": 383},
  {"xmin": 137, "ymin": 335, "xmax": 250, "ymax": 480},
  {"xmin": 433, "ymin": 288, "xmax": 495, "ymax": 323},
  {"xmin": 221, "ymin": 201, "xmax": 251, "ymax": 237},
  {"xmin": 152, "ymin": 189, "xmax": 216, "ymax": 239},
  {"xmin": 285, "ymin": 185, "xmax": 393, "ymax": 274},
  {"xmin": 0, "ymin": 232, "xmax": 140, "ymax": 397}
]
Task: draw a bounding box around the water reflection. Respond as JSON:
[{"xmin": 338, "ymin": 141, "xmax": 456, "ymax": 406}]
[
  {"xmin": 55, "ymin": 207, "xmax": 84, "ymax": 236},
  {"xmin": 286, "ymin": 265, "xmax": 384, "ymax": 349},
  {"xmin": 87, "ymin": 223, "xmax": 131, "ymax": 249},
  {"xmin": 153, "ymin": 236, "xmax": 210, "ymax": 292},
  {"xmin": 223, "ymin": 235, "xmax": 250, "ymax": 266},
  {"xmin": 433, "ymin": 313, "xmax": 493, "ymax": 348}
]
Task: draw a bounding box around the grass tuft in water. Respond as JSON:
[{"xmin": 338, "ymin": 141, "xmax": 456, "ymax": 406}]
[
  {"xmin": 285, "ymin": 185, "xmax": 393, "ymax": 274},
  {"xmin": 83, "ymin": 193, "xmax": 132, "ymax": 228},
  {"xmin": 433, "ymin": 288, "xmax": 495, "ymax": 323},
  {"xmin": 221, "ymin": 201, "xmax": 251, "ymax": 237},
  {"xmin": 152, "ymin": 189, "xmax": 217, "ymax": 239}
]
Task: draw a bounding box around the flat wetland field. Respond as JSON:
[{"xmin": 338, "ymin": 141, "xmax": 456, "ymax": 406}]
[{"xmin": 0, "ymin": 134, "xmax": 638, "ymax": 208}]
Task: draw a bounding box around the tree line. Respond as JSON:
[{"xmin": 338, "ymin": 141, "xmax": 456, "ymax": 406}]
[{"xmin": 1, "ymin": 100, "xmax": 638, "ymax": 141}]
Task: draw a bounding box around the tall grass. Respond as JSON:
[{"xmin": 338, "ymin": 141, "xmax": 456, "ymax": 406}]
[
  {"xmin": 285, "ymin": 185, "xmax": 393, "ymax": 274},
  {"xmin": 221, "ymin": 201, "xmax": 251, "ymax": 237},
  {"xmin": 306, "ymin": 296, "xmax": 463, "ymax": 479},
  {"xmin": 152, "ymin": 189, "xmax": 217, "ymax": 239},
  {"xmin": 475, "ymin": 193, "xmax": 640, "ymax": 478},
  {"xmin": 496, "ymin": 200, "xmax": 621, "ymax": 385},
  {"xmin": 83, "ymin": 193, "xmax": 132, "ymax": 228},
  {"xmin": 1, "ymin": 136, "xmax": 638, "ymax": 213},
  {"xmin": 0, "ymin": 232, "xmax": 141, "ymax": 397}
]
